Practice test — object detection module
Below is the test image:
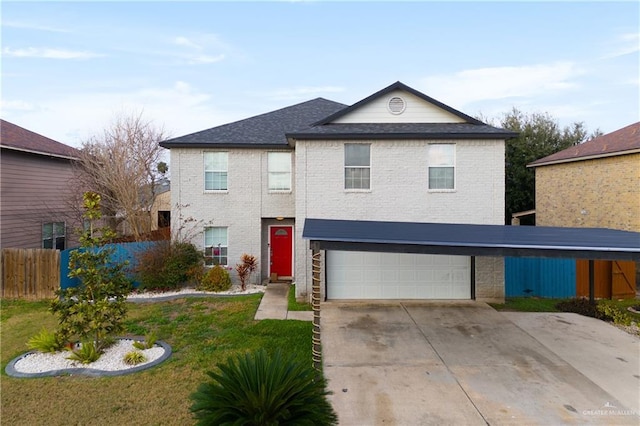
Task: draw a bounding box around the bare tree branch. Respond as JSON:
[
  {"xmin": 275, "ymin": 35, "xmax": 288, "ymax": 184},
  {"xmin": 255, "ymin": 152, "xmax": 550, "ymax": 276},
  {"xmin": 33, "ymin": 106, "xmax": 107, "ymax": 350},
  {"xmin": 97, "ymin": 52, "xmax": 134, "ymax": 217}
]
[{"xmin": 72, "ymin": 111, "xmax": 168, "ymax": 241}]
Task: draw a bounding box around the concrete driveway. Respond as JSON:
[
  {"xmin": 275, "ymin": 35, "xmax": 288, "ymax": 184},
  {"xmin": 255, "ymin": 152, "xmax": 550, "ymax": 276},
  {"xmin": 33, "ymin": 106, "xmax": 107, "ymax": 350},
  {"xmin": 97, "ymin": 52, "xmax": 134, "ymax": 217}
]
[{"xmin": 321, "ymin": 302, "xmax": 639, "ymax": 425}]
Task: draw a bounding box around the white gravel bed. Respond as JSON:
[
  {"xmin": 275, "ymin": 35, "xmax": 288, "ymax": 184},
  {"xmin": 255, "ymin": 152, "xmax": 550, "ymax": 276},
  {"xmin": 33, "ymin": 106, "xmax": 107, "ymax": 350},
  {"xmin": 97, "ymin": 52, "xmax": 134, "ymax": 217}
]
[
  {"xmin": 12, "ymin": 339, "xmax": 165, "ymax": 374},
  {"xmin": 127, "ymin": 284, "xmax": 266, "ymax": 300}
]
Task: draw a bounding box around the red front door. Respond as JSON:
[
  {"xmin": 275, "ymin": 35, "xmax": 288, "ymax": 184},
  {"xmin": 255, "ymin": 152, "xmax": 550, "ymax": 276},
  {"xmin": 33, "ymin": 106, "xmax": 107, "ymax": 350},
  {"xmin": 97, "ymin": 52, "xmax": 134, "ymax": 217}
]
[{"xmin": 270, "ymin": 226, "xmax": 293, "ymax": 277}]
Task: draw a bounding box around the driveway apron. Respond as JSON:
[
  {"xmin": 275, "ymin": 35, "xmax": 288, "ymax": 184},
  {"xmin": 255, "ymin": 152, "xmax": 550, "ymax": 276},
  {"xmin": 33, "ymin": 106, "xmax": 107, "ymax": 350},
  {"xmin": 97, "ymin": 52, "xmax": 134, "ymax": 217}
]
[{"xmin": 321, "ymin": 302, "xmax": 639, "ymax": 425}]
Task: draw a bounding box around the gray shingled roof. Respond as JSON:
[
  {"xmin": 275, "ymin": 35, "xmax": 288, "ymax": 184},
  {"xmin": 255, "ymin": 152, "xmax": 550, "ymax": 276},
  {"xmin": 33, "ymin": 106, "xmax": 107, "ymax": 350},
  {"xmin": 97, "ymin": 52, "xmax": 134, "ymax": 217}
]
[
  {"xmin": 287, "ymin": 122, "xmax": 518, "ymax": 140},
  {"xmin": 160, "ymin": 98, "xmax": 347, "ymax": 148}
]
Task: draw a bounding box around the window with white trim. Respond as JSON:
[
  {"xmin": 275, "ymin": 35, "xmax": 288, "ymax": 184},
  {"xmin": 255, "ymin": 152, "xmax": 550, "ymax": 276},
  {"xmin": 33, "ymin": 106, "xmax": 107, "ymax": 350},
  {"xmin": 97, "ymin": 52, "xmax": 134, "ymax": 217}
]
[
  {"xmin": 344, "ymin": 144, "xmax": 371, "ymax": 190},
  {"xmin": 204, "ymin": 227, "xmax": 228, "ymax": 266},
  {"xmin": 428, "ymin": 144, "xmax": 455, "ymax": 190},
  {"xmin": 204, "ymin": 152, "xmax": 228, "ymax": 191},
  {"xmin": 268, "ymin": 152, "xmax": 292, "ymax": 191},
  {"xmin": 43, "ymin": 222, "xmax": 65, "ymax": 250}
]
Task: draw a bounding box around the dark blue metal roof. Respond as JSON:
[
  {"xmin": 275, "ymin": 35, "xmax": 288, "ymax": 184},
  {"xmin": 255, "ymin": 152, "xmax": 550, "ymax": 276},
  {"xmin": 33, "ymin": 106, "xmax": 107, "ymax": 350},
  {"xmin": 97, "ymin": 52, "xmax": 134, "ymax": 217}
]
[{"xmin": 302, "ymin": 219, "xmax": 640, "ymax": 261}]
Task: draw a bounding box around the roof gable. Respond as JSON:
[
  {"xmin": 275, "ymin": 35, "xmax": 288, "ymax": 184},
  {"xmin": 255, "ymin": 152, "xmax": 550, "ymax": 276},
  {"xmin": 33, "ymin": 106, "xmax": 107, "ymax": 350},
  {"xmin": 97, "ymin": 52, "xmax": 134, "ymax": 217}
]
[
  {"xmin": 0, "ymin": 119, "xmax": 79, "ymax": 159},
  {"xmin": 529, "ymin": 122, "xmax": 640, "ymax": 167},
  {"xmin": 314, "ymin": 81, "xmax": 484, "ymax": 126}
]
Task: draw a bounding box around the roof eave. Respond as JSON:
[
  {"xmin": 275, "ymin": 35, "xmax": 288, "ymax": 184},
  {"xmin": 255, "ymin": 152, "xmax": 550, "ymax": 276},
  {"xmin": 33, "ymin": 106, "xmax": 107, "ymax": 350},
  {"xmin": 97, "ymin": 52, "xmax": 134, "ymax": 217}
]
[
  {"xmin": 287, "ymin": 131, "xmax": 518, "ymax": 141},
  {"xmin": 0, "ymin": 144, "xmax": 80, "ymax": 161},
  {"xmin": 527, "ymin": 148, "xmax": 640, "ymax": 168},
  {"xmin": 159, "ymin": 142, "xmax": 292, "ymax": 149}
]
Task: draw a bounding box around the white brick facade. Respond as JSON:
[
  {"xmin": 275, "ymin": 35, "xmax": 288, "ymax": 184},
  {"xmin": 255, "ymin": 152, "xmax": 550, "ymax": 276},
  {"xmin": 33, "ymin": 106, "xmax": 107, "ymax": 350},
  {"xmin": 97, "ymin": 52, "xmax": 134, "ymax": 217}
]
[
  {"xmin": 170, "ymin": 148, "xmax": 295, "ymax": 284},
  {"xmin": 165, "ymin": 83, "xmax": 508, "ymax": 301},
  {"xmin": 294, "ymin": 139, "xmax": 505, "ymax": 299}
]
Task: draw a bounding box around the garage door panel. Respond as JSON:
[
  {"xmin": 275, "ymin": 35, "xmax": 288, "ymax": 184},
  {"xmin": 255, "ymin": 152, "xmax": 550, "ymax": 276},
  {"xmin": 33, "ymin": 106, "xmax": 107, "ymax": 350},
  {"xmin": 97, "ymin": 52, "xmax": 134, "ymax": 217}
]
[{"xmin": 327, "ymin": 251, "xmax": 470, "ymax": 300}]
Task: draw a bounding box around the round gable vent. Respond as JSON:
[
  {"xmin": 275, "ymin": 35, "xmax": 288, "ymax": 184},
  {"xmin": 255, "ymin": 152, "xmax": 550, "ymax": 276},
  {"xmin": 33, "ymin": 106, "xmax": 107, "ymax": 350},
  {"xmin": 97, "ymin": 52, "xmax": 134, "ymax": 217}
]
[{"xmin": 387, "ymin": 96, "xmax": 406, "ymax": 114}]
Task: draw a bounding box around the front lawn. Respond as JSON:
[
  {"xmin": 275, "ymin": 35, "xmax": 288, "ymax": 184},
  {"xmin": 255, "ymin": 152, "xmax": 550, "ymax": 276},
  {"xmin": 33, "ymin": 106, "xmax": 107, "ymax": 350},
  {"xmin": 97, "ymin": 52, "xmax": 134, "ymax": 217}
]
[
  {"xmin": 1, "ymin": 295, "xmax": 312, "ymax": 425},
  {"xmin": 288, "ymin": 284, "xmax": 312, "ymax": 311}
]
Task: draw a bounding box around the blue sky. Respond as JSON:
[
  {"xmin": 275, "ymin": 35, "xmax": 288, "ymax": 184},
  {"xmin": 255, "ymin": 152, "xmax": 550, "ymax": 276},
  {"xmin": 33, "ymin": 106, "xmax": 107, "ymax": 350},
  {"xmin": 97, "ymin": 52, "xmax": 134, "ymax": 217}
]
[{"xmin": 2, "ymin": 1, "xmax": 638, "ymax": 147}]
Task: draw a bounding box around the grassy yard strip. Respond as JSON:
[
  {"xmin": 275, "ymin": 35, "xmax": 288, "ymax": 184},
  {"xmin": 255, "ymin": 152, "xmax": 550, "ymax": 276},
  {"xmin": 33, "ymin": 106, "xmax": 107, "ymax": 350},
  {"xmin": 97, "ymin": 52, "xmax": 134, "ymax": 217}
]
[
  {"xmin": 489, "ymin": 297, "xmax": 565, "ymax": 312},
  {"xmin": 288, "ymin": 284, "xmax": 312, "ymax": 311},
  {"xmin": 1, "ymin": 295, "xmax": 312, "ymax": 426}
]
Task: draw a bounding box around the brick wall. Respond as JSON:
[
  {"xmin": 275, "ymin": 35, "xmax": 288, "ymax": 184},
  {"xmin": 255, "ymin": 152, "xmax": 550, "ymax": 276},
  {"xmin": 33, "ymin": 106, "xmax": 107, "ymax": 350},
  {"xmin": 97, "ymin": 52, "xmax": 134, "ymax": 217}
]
[
  {"xmin": 535, "ymin": 153, "xmax": 640, "ymax": 232},
  {"xmin": 295, "ymin": 139, "xmax": 506, "ymax": 298}
]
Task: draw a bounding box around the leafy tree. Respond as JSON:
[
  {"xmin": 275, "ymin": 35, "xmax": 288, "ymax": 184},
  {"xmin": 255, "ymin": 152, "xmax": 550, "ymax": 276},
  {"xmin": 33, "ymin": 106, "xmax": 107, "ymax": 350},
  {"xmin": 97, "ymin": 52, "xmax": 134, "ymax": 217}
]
[
  {"xmin": 50, "ymin": 192, "xmax": 132, "ymax": 353},
  {"xmin": 498, "ymin": 108, "xmax": 599, "ymax": 224},
  {"xmin": 72, "ymin": 112, "xmax": 168, "ymax": 240}
]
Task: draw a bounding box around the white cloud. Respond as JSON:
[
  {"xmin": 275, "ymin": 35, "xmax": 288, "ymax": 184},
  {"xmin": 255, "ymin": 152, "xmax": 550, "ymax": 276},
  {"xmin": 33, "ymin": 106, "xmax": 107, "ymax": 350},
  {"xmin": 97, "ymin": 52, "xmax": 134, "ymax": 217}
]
[
  {"xmin": 2, "ymin": 20, "xmax": 71, "ymax": 33},
  {"xmin": 2, "ymin": 47, "xmax": 103, "ymax": 59},
  {"xmin": 421, "ymin": 62, "xmax": 583, "ymax": 108},
  {"xmin": 1, "ymin": 99, "xmax": 38, "ymax": 112},
  {"xmin": 171, "ymin": 34, "xmax": 229, "ymax": 65},
  {"xmin": 601, "ymin": 32, "xmax": 640, "ymax": 59},
  {"xmin": 188, "ymin": 54, "xmax": 225, "ymax": 65},
  {"xmin": 1, "ymin": 82, "xmax": 240, "ymax": 147},
  {"xmin": 174, "ymin": 36, "xmax": 201, "ymax": 50},
  {"xmin": 260, "ymin": 86, "xmax": 346, "ymax": 101}
]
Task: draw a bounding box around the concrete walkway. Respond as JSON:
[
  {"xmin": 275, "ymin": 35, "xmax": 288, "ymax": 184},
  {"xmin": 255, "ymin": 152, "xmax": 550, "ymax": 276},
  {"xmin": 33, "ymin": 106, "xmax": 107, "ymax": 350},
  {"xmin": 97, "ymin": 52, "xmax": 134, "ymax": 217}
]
[{"xmin": 254, "ymin": 283, "xmax": 313, "ymax": 321}]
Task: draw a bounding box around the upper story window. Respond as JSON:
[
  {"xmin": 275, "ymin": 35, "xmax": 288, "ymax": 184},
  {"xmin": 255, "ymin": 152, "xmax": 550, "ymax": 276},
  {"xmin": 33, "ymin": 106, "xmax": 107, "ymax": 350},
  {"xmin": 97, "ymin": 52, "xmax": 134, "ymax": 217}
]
[
  {"xmin": 345, "ymin": 144, "xmax": 371, "ymax": 190},
  {"xmin": 43, "ymin": 222, "xmax": 65, "ymax": 250},
  {"xmin": 204, "ymin": 152, "xmax": 228, "ymax": 191},
  {"xmin": 204, "ymin": 226, "xmax": 228, "ymax": 266},
  {"xmin": 428, "ymin": 144, "xmax": 455, "ymax": 190},
  {"xmin": 268, "ymin": 152, "xmax": 292, "ymax": 191}
]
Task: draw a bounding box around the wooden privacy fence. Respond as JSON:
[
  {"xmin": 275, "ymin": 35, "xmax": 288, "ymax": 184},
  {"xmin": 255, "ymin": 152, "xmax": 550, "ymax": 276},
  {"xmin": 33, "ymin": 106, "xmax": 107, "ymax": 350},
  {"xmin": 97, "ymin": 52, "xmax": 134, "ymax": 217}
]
[{"xmin": 1, "ymin": 248, "xmax": 60, "ymax": 299}]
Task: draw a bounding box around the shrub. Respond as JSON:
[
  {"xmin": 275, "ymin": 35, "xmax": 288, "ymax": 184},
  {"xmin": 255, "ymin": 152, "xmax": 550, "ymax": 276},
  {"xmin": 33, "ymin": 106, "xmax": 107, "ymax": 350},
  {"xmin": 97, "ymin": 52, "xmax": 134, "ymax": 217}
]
[
  {"xmin": 67, "ymin": 340, "xmax": 101, "ymax": 364},
  {"xmin": 27, "ymin": 328, "xmax": 64, "ymax": 353},
  {"xmin": 191, "ymin": 349, "xmax": 337, "ymax": 426},
  {"xmin": 556, "ymin": 298, "xmax": 602, "ymax": 319},
  {"xmin": 235, "ymin": 253, "xmax": 258, "ymax": 291},
  {"xmin": 123, "ymin": 351, "xmax": 147, "ymax": 365},
  {"xmin": 133, "ymin": 331, "xmax": 158, "ymax": 350},
  {"xmin": 198, "ymin": 265, "xmax": 232, "ymax": 292},
  {"xmin": 597, "ymin": 302, "xmax": 633, "ymax": 326},
  {"xmin": 135, "ymin": 241, "xmax": 203, "ymax": 291}
]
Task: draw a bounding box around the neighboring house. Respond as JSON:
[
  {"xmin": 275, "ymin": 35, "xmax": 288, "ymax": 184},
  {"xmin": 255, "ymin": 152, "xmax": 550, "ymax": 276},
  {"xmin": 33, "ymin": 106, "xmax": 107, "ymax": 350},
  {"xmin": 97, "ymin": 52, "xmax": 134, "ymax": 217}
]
[
  {"xmin": 529, "ymin": 122, "xmax": 640, "ymax": 232},
  {"xmin": 160, "ymin": 82, "xmax": 517, "ymax": 302},
  {"xmin": 1, "ymin": 119, "xmax": 81, "ymax": 249},
  {"xmin": 527, "ymin": 122, "xmax": 640, "ymax": 299},
  {"xmin": 151, "ymin": 178, "xmax": 171, "ymax": 231}
]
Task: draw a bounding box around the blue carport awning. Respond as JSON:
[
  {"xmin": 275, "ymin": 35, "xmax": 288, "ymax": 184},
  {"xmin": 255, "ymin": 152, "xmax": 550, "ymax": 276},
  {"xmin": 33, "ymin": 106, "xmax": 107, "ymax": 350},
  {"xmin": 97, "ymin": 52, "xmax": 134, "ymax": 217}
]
[{"xmin": 302, "ymin": 219, "xmax": 640, "ymax": 261}]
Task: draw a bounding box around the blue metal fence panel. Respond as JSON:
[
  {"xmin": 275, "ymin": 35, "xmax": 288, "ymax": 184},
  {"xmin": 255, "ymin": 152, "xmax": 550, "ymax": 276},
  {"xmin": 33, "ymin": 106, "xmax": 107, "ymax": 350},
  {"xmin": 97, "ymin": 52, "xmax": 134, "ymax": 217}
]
[
  {"xmin": 505, "ymin": 257, "xmax": 576, "ymax": 298},
  {"xmin": 60, "ymin": 241, "xmax": 158, "ymax": 290}
]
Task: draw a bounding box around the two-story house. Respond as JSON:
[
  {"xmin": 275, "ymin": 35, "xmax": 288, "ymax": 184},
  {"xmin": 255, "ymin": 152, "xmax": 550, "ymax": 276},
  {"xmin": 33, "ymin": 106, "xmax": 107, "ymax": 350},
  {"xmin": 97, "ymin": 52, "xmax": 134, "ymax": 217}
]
[
  {"xmin": 1, "ymin": 119, "xmax": 82, "ymax": 249},
  {"xmin": 160, "ymin": 82, "xmax": 517, "ymax": 302}
]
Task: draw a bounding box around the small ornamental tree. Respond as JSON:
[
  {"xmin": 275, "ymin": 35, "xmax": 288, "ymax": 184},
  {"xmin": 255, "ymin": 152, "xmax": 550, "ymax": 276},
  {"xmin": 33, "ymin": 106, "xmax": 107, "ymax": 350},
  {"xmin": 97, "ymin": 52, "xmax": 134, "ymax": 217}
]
[
  {"xmin": 235, "ymin": 254, "xmax": 258, "ymax": 291},
  {"xmin": 50, "ymin": 192, "xmax": 132, "ymax": 353}
]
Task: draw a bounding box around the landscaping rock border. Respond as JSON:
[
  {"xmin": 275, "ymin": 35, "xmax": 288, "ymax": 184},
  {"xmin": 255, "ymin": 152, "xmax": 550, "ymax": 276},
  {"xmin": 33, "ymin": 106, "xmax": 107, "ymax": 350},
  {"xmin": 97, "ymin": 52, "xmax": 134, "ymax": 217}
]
[{"xmin": 5, "ymin": 338, "xmax": 172, "ymax": 378}]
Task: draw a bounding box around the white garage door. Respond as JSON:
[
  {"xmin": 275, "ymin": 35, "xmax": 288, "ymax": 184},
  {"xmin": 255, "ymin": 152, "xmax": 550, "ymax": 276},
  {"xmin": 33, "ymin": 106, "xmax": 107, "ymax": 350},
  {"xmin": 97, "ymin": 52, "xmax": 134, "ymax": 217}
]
[{"xmin": 326, "ymin": 251, "xmax": 471, "ymax": 299}]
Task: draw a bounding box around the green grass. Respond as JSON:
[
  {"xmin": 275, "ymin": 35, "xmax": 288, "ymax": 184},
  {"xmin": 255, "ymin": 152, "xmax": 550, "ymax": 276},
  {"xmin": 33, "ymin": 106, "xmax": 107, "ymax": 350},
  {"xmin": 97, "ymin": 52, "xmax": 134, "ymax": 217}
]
[
  {"xmin": 491, "ymin": 297, "xmax": 640, "ymax": 323},
  {"xmin": 1, "ymin": 295, "xmax": 313, "ymax": 425},
  {"xmin": 489, "ymin": 297, "xmax": 565, "ymax": 312},
  {"xmin": 288, "ymin": 284, "xmax": 312, "ymax": 311}
]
